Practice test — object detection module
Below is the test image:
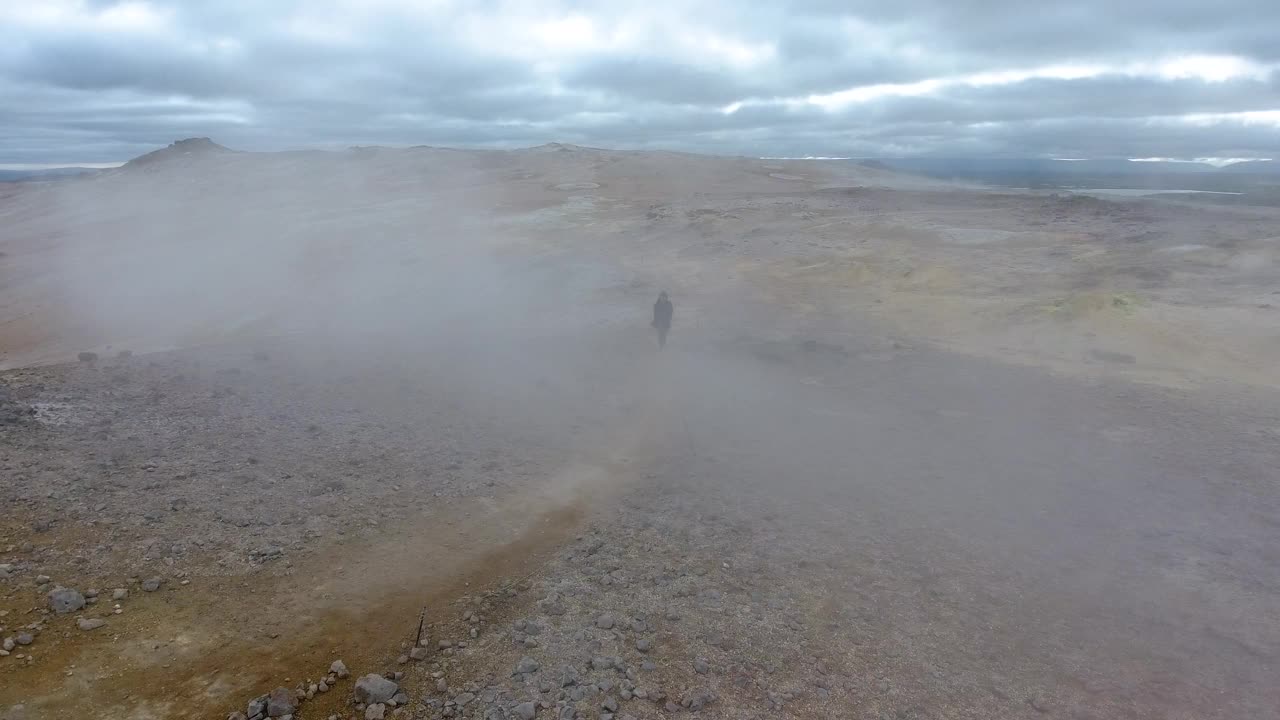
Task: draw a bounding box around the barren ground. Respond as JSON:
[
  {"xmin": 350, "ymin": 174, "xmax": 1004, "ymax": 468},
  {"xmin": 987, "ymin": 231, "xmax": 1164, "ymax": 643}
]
[{"xmin": 1, "ymin": 144, "xmax": 1278, "ymax": 720}]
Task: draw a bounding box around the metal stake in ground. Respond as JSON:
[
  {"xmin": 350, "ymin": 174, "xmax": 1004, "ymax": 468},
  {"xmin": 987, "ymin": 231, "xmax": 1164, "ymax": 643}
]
[{"xmin": 414, "ymin": 607, "xmax": 427, "ymax": 648}]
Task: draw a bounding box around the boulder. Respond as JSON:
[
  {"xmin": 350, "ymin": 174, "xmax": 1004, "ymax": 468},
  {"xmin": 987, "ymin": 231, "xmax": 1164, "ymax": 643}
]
[{"xmin": 354, "ymin": 674, "xmax": 399, "ymax": 705}]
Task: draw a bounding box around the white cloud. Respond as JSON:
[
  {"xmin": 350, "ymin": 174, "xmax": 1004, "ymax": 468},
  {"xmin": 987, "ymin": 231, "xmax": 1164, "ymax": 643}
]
[{"xmin": 4, "ymin": 0, "xmax": 1280, "ymax": 162}]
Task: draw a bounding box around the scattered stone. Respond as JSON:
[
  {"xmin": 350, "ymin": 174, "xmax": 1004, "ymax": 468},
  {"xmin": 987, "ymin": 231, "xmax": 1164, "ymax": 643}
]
[
  {"xmin": 2, "ymin": 638, "xmax": 14, "ymax": 652},
  {"xmin": 228, "ymin": 713, "xmax": 247, "ymax": 720},
  {"xmin": 365, "ymin": 703, "xmax": 386, "ymax": 720},
  {"xmin": 602, "ymin": 697, "xmax": 619, "ymax": 713},
  {"xmin": 693, "ymin": 657, "xmax": 710, "ymax": 674},
  {"xmin": 330, "ymin": 660, "xmax": 349, "ymax": 678},
  {"xmin": 141, "ymin": 577, "xmax": 163, "ymax": 593},
  {"xmin": 84, "ymin": 589, "xmax": 99, "ymax": 599},
  {"xmin": 681, "ymin": 689, "xmax": 717, "ymax": 711},
  {"xmin": 635, "ymin": 638, "xmax": 652, "ymax": 653},
  {"xmin": 354, "ymin": 674, "xmax": 399, "ymax": 704},
  {"xmin": 48, "ymin": 588, "xmax": 86, "ymax": 614},
  {"xmin": 515, "ymin": 657, "xmax": 540, "ymax": 675},
  {"xmin": 454, "ymin": 692, "xmax": 476, "ymax": 706},
  {"xmin": 514, "ymin": 701, "xmax": 537, "ymax": 720},
  {"xmin": 35, "ymin": 575, "xmax": 51, "ymax": 586},
  {"xmin": 266, "ymin": 687, "xmax": 296, "ymax": 718},
  {"xmin": 15, "ymin": 633, "xmax": 33, "ymax": 646},
  {"xmin": 77, "ymin": 618, "xmax": 106, "ymax": 631},
  {"xmin": 396, "ymin": 654, "xmax": 409, "ymax": 665},
  {"xmin": 247, "ymin": 697, "xmax": 267, "ymax": 718},
  {"xmin": 112, "ymin": 589, "xmax": 128, "ymax": 601},
  {"xmin": 410, "ymin": 647, "xmax": 428, "ymax": 661},
  {"xmin": 595, "ymin": 614, "xmax": 616, "ymax": 630},
  {"xmin": 318, "ymin": 681, "xmax": 329, "ymax": 694},
  {"xmin": 640, "ymin": 661, "xmax": 657, "ymax": 672}
]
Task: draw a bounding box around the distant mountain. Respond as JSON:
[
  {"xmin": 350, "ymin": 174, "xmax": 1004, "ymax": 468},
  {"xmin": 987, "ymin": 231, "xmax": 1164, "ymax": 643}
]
[
  {"xmin": 0, "ymin": 167, "xmax": 100, "ymax": 183},
  {"xmin": 124, "ymin": 137, "xmax": 235, "ymax": 169},
  {"xmin": 861, "ymin": 158, "xmax": 1217, "ymax": 177},
  {"xmin": 1219, "ymin": 160, "xmax": 1280, "ymax": 174}
]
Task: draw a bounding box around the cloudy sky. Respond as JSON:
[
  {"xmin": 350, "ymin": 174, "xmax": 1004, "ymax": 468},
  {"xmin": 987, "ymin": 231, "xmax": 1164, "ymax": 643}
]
[{"xmin": 2, "ymin": 0, "xmax": 1279, "ymax": 165}]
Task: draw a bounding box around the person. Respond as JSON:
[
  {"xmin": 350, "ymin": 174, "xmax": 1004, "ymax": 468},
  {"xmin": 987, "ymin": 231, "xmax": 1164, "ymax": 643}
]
[{"xmin": 652, "ymin": 291, "xmax": 673, "ymax": 348}]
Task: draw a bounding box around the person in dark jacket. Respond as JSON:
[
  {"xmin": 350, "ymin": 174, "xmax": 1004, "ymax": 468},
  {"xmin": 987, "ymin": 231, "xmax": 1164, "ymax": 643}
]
[{"xmin": 652, "ymin": 291, "xmax": 673, "ymax": 348}]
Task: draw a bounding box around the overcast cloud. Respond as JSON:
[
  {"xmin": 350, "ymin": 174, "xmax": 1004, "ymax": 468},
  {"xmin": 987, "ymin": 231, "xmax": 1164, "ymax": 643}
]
[{"xmin": 2, "ymin": 0, "xmax": 1279, "ymax": 164}]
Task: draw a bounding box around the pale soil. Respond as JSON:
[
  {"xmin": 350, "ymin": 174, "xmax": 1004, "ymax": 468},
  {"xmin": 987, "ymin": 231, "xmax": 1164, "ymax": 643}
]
[{"xmin": 1, "ymin": 145, "xmax": 1278, "ymax": 720}]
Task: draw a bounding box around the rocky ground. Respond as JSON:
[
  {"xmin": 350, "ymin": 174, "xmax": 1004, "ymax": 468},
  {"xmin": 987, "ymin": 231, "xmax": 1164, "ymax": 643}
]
[
  {"xmin": 2, "ymin": 143, "xmax": 1279, "ymax": 720},
  {"xmin": 4, "ymin": 323, "xmax": 1279, "ymax": 720}
]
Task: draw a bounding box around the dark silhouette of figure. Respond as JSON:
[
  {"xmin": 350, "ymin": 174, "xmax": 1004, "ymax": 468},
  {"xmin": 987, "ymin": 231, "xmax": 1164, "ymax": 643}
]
[{"xmin": 652, "ymin": 291, "xmax": 673, "ymax": 348}]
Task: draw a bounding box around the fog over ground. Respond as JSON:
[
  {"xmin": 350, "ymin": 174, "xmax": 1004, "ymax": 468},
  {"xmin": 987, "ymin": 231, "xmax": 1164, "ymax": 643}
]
[{"xmin": 2, "ymin": 0, "xmax": 1280, "ymax": 164}]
